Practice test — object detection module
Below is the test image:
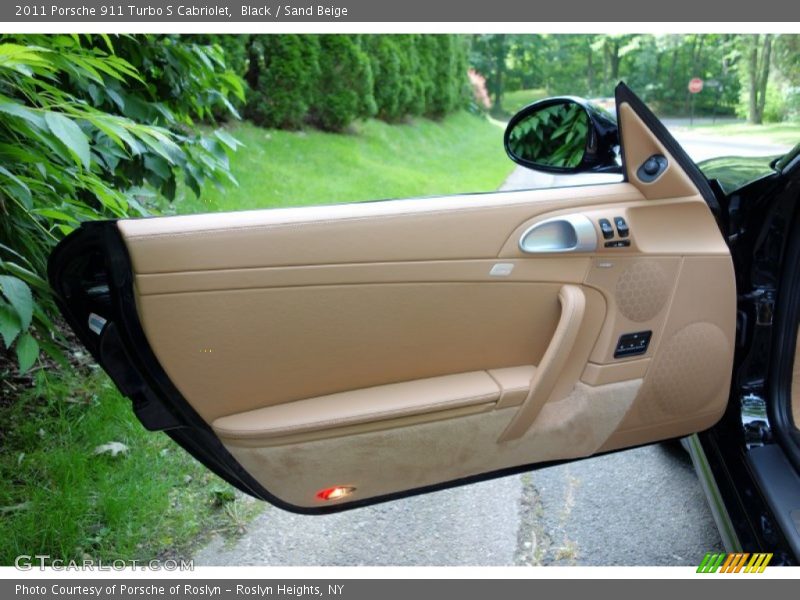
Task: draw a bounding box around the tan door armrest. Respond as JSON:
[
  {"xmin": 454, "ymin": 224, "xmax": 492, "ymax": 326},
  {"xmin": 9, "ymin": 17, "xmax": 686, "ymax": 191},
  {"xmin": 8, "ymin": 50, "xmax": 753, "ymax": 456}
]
[{"xmin": 212, "ymin": 370, "xmax": 501, "ymax": 441}]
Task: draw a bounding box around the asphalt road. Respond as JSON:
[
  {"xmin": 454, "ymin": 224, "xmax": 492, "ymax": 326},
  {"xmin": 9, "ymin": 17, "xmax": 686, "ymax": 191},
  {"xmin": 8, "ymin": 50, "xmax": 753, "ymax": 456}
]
[{"xmin": 193, "ymin": 131, "xmax": 792, "ymax": 567}]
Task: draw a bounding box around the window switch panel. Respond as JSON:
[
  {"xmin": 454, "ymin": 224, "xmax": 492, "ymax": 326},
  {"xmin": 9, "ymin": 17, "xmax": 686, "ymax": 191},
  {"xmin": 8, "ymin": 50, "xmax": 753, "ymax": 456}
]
[
  {"xmin": 614, "ymin": 216, "xmax": 629, "ymax": 238},
  {"xmin": 599, "ymin": 218, "xmax": 614, "ymax": 239}
]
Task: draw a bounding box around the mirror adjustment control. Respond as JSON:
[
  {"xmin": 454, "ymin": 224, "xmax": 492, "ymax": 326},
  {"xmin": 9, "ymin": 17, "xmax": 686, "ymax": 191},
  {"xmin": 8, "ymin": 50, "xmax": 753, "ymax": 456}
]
[
  {"xmin": 636, "ymin": 154, "xmax": 668, "ymax": 182},
  {"xmin": 598, "ymin": 218, "xmax": 614, "ymax": 239},
  {"xmin": 643, "ymin": 157, "xmax": 660, "ymax": 176},
  {"xmin": 613, "ymin": 216, "xmax": 629, "ymax": 238}
]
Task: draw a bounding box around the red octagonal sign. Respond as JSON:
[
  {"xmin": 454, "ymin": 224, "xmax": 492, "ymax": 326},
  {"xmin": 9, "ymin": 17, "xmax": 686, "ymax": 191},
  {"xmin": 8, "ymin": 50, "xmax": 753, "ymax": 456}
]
[{"xmin": 688, "ymin": 77, "xmax": 704, "ymax": 94}]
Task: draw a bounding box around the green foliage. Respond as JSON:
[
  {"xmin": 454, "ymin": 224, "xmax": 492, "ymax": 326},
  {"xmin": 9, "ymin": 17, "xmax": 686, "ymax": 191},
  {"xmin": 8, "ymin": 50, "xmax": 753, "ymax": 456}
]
[
  {"xmin": 366, "ymin": 36, "xmax": 403, "ymax": 121},
  {"xmin": 470, "ymin": 34, "xmax": 752, "ymax": 118},
  {"xmin": 508, "ymin": 103, "xmax": 589, "ymax": 168},
  {"xmin": 762, "ymin": 84, "xmax": 789, "ymax": 123},
  {"xmin": 395, "ymin": 36, "xmax": 426, "ymax": 117},
  {"xmin": 226, "ymin": 34, "xmax": 467, "ymax": 130},
  {"xmin": 363, "ymin": 34, "xmax": 469, "ymax": 122},
  {"xmin": 416, "ymin": 36, "xmax": 441, "ymax": 115},
  {"xmin": 184, "ymin": 34, "xmax": 250, "ymax": 121},
  {"xmin": 245, "ymin": 34, "xmax": 320, "ymax": 129},
  {"xmin": 188, "ymin": 34, "xmax": 250, "ymax": 77},
  {"xmin": 426, "ymin": 36, "xmax": 469, "ymax": 118},
  {"xmin": 311, "ymin": 35, "xmax": 377, "ymax": 132},
  {"xmin": 0, "ymin": 35, "xmax": 243, "ymax": 371},
  {"xmin": 0, "ymin": 368, "xmax": 257, "ymax": 563}
]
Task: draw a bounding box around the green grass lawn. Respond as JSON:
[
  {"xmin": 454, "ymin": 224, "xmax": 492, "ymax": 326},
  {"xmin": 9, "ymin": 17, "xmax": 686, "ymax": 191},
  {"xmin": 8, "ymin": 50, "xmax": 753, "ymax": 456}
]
[
  {"xmin": 0, "ymin": 366, "xmax": 258, "ymax": 564},
  {"xmin": 689, "ymin": 121, "xmax": 800, "ymax": 146},
  {"xmin": 170, "ymin": 111, "xmax": 514, "ymax": 214}
]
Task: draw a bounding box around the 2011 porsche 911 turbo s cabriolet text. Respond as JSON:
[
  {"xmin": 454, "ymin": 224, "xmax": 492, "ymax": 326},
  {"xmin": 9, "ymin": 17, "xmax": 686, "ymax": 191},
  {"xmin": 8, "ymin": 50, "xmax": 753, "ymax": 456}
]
[{"xmin": 49, "ymin": 83, "xmax": 800, "ymax": 564}]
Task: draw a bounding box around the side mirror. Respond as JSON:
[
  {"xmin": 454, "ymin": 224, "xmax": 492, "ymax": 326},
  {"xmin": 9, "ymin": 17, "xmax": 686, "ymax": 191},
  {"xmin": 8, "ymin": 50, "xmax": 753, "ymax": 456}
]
[{"xmin": 504, "ymin": 97, "xmax": 621, "ymax": 174}]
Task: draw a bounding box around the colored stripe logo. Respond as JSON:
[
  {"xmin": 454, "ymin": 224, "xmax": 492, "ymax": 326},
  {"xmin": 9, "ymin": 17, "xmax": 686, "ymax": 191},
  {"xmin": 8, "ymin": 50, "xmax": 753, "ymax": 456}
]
[{"xmin": 697, "ymin": 552, "xmax": 773, "ymax": 573}]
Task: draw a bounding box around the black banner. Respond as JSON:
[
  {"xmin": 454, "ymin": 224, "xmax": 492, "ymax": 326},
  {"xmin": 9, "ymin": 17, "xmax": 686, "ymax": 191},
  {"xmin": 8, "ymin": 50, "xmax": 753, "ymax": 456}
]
[
  {"xmin": 4, "ymin": 579, "xmax": 798, "ymax": 600},
  {"xmin": 3, "ymin": 0, "xmax": 799, "ymax": 22}
]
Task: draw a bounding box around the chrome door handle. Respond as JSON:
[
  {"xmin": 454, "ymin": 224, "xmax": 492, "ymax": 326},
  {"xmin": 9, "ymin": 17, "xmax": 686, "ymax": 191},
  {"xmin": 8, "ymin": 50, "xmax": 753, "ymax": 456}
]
[{"xmin": 518, "ymin": 214, "xmax": 597, "ymax": 254}]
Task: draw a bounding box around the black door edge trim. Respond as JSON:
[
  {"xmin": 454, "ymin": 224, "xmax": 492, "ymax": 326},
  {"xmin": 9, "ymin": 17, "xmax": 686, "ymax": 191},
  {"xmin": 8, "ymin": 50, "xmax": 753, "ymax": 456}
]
[{"xmin": 49, "ymin": 222, "xmax": 274, "ymax": 505}]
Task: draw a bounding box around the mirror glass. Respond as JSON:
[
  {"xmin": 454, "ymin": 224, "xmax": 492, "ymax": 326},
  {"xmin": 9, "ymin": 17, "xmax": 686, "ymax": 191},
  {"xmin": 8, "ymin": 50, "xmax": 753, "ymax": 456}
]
[{"xmin": 506, "ymin": 101, "xmax": 589, "ymax": 169}]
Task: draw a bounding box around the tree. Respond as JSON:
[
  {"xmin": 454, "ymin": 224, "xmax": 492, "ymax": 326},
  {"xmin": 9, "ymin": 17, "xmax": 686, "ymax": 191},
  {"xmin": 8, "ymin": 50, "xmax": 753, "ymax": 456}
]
[
  {"xmin": 244, "ymin": 35, "xmax": 320, "ymax": 129},
  {"xmin": 396, "ymin": 35, "xmax": 426, "ymax": 116},
  {"xmin": 587, "ymin": 35, "xmax": 634, "ymax": 91},
  {"xmin": 468, "ymin": 33, "xmax": 747, "ymax": 118},
  {"xmin": 366, "ymin": 36, "xmax": 403, "ymax": 122},
  {"xmin": 488, "ymin": 35, "xmax": 508, "ymax": 111},
  {"xmin": 426, "ymin": 35, "xmax": 468, "ymax": 118},
  {"xmin": 774, "ymin": 34, "xmax": 800, "ymax": 87},
  {"xmin": 745, "ymin": 34, "xmax": 773, "ymax": 124},
  {"xmin": 311, "ymin": 35, "xmax": 376, "ymax": 131},
  {"xmin": 469, "ymin": 34, "xmax": 510, "ymax": 113}
]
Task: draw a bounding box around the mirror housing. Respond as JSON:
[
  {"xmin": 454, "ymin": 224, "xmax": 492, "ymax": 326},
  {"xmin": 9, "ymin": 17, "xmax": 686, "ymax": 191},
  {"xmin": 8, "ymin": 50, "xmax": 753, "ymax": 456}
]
[{"xmin": 504, "ymin": 97, "xmax": 621, "ymax": 174}]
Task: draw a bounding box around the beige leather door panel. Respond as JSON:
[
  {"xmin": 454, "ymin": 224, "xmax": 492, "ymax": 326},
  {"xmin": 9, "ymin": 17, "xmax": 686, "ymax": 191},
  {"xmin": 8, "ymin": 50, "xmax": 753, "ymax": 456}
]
[
  {"xmin": 113, "ymin": 98, "xmax": 736, "ymax": 509},
  {"xmin": 134, "ymin": 281, "xmax": 598, "ymax": 422}
]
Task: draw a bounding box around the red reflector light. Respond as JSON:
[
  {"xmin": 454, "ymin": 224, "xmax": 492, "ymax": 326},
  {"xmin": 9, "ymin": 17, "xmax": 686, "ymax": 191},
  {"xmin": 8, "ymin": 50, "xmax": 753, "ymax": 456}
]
[{"xmin": 316, "ymin": 486, "xmax": 356, "ymax": 501}]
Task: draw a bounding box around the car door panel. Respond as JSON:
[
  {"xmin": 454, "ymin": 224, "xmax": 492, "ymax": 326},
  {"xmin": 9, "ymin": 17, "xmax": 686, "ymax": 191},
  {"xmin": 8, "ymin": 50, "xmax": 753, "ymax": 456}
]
[
  {"xmin": 50, "ymin": 85, "xmax": 737, "ymax": 511},
  {"xmin": 117, "ymin": 190, "xmax": 732, "ymax": 509},
  {"xmin": 117, "ymin": 183, "xmax": 641, "ymax": 271}
]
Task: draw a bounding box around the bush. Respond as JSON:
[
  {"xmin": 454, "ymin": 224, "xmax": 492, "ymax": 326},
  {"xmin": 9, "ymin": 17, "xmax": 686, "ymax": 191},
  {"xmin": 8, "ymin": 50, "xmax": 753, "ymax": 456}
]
[
  {"xmin": 786, "ymin": 86, "xmax": 800, "ymax": 122},
  {"xmin": 468, "ymin": 69, "xmax": 492, "ymax": 111},
  {"xmin": 232, "ymin": 34, "xmax": 468, "ymax": 131},
  {"xmin": 104, "ymin": 35, "xmax": 245, "ymax": 133},
  {"xmin": 245, "ymin": 35, "xmax": 320, "ymax": 129},
  {"xmin": 396, "ymin": 36, "xmax": 426, "ymax": 117},
  {"xmin": 366, "ymin": 36, "xmax": 403, "ymax": 122},
  {"xmin": 763, "ymin": 83, "xmax": 790, "ymax": 123},
  {"xmin": 0, "ymin": 35, "xmax": 243, "ymax": 371},
  {"xmin": 311, "ymin": 35, "xmax": 376, "ymax": 131},
  {"xmin": 431, "ymin": 36, "xmax": 469, "ymax": 118},
  {"xmin": 416, "ymin": 35, "xmax": 438, "ymax": 115}
]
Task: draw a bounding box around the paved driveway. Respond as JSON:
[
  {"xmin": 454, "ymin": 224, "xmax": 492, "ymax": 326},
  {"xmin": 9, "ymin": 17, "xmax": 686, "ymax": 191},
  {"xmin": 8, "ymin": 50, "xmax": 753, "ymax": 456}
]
[{"xmin": 195, "ymin": 443, "xmax": 718, "ymax": 566}]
